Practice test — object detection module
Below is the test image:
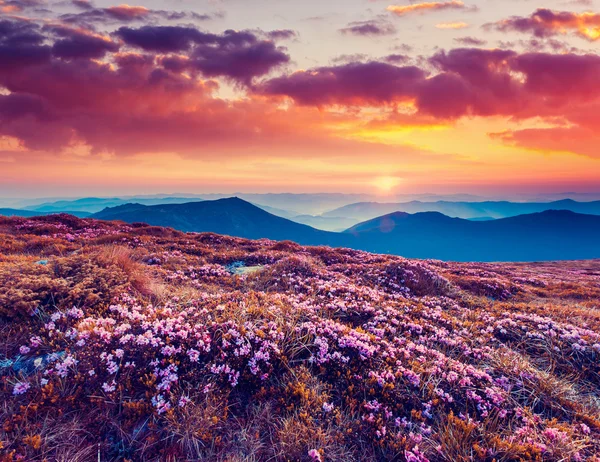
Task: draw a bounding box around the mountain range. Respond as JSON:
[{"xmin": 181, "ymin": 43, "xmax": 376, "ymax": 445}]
[
  {"xmin": 88, "ymin": 198, "xmax": 600, "ymax": 262},
  {"xmin": 324, "ymin": 199, "xmax": 600, "ymax": 222},
  {"xmin": 345, "ymin": 210, "xmax": 600, "ymax": 261},
  {"xmin": 4, "ymin": 197, "xmax": 600, "ymax": 261},
  {"xmin": 8, "ymin": 195, "xmax": 600, "ymax": 232}
]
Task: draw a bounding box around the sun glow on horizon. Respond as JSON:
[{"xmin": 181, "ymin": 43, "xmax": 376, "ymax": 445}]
[{"xmin": 373, "ymin": 176, "xmax": 402, "ymax": 194}]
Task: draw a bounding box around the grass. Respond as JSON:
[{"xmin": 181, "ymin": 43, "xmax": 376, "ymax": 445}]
[{"xmin": 0, "ymin": 214, "xmax": 599, "ymax": 461}]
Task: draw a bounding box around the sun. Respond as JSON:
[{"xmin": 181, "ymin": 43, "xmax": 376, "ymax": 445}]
[{"xmin": 373, "ymin": 176, "xmax": 401, "ymax": 194}]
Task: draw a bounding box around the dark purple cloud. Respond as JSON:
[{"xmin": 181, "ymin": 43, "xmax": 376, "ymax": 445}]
[
  {"xmin": 384, "ymin": 54, "xmax": 409, "ymax": 64},
  {"xmin": 429, "ymin": 48, "xmax": 516, "ymax": 85},
  {"xmin": 52, "ymin": 33, "xmax": 119, "ymax": 60},
  {"xmin": 512, "ymin": 52, "xmax": 600, "ymax": 97},
  {"xmin": 454, "ymin": 36, "xmax": 487, "ymax": 46},
  {"xmin": 0, "ymin": 14, "xmax": 295, "ymax": 154},
  {"xmin": 0, "ymin": 92, "xmax": 74, "ymax": 150},
  {"xmin": 58, "ymin": 4, "xmax": 216, "ymax": 27},
  {"xmin": 340, "ymin": 19, "xmax": 397, "ymax": 36},
  {"xmin": 259, "ymin": 48, "xmax": 600, "ymax": 123},
  {"xmin": 265, "ymin": 29, "xmax": 297, "ymax": 40},
  {"xmin": 331, "ymin": 53, "xmax": 368, "ymax": 63},
  {"xmin": 71, "ymin": 0, "xmax": 92, "ymax": 9},
  {"xmin": 260, "ymin": 61, "xmax": 426, "ymax": 106},
  {"xmin": 0, "ymin": 19, "xmax": 50, "ymax": 69},
  {"xmin": 191, "ymin": 40, "xmax": 290, "ymax": 85},
  {"xmin": 116, "ymin": 26, "xmax": 290, "ymax": 84},
  {"xmin": 115, "ymin": 25, "xmax": 208, "ymax": 52},
  {"xmin": 0, "ymin": 18, "xmax": 44, "ymax": 45},
  {"xmin": 487, "ymin": 9, "xmax": 600, "ymax": 41}
]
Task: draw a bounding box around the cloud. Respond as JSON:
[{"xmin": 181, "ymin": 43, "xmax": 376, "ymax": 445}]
[
  {"xmin": 114, "ymin": 25, "xmax": 209, "ymax": 52},
  {"xmin": 0, "ymin": 19, "xmax": 51, "ymax": 69},
  {"xmin": 454, "ymin": 36, "xmax": 486, "ymax": 45},
  {"xmin": 340, "ymin": 19, "xmax": 397, "ymax": 36},
  {"xmin": 0, "ymin": 50, "xmax": 250, "ymax": 153},
  {"xmin": 258, "ymin": 48, "xmax": 600, "ymax": 156},
  {"xmin": 0, "ymin": 0, "xmax": 45, "ymax": 13},
  {"xmin": 59, "ymin": 4, "xmax": 215, "ymax": 26},
  {"xmin": 265, "ymin": 29, "xmax": 297, "ymax": 40},
  {"xmin": 387, "ymin": 1, "xmax": 473, "ymax": 17},
  {"xmin": 115, "ymin": 26, "xmax": 290, "ymax": 84},
  {"xmin": 488, "ymin": 9, "xmax": 600, "ymax": 41},
  {"xmin": 2, "ymin": 1, "xmax": 600, "ymax": 162},
  {"xmin": 260, "ymin": 61, "xmax": 427, "ymax": 106},
  {"xmin": 0, "ymin": 17, "xmax": 305, "ymax": 157},
  {"xmin": 259, "ymin": 49, "xmax": 524, "ymax": 115},
  {"xmin": 489, "ymin": 117, "xmax": 600, "ymax": 158},
  {"xmin": 436, "ymin": 22, "xmax": 469, "ymax": 29},
  {"xmin": 384, "ymin": 53, "xmax": 410, "ymax": 63},
  {"xmin": 48, "ymin": 25, "xmax": 120, "ymax": 59},
  {"xmin": 71, "ymin": 0, "xmax": 92, "ymax": 9}
]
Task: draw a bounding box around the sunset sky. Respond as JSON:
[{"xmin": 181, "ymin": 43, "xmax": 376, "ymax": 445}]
[{"xmin": 1, "ymin": 0, "xmax": 600, "ymax": 197}]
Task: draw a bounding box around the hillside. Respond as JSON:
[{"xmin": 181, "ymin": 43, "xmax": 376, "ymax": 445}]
[
  {"xmin": 0, "ymin": 214, "xmax": 599, "ymax": 461},
  {"xmin": 91, "ymin": 198, "xmax": 344, "ymax": 247},
  {"xmin": 345, "ymin": 210, "xmax": 600, "ymax": 261},
  {"xmin": 325, "ymin": 199, "xmax": 600, "ymax": 222}
]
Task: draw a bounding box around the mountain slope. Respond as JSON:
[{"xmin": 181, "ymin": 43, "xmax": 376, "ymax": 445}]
[
  {"xmin": 3, "ymin": 214, "xmax": 600, "ymax": 460},
  {"xmin": 91, "ymin": 198, "xmax": 345, "ymax": 246},
  {"xmin": 344, "ymin": 210, "xmax": 600, "ymax": 261}
]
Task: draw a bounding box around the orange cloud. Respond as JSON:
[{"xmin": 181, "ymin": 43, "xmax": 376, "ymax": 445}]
[
  {"xmin": 387, "ymin": 1, "xmax": 467, "ymax": 17},
  {"xmin": 1, "ymin": 5, "xmax": 19, "ymax": 13},
  {"xmin": 490, "ymin": 103, "xmax": 600, "ymax": 157},
  {"xmin": 435, "ymin": 22, "xmax": 469, "ymax": 29},
  {"xmin": 105, "ymin": 4, "xmax": 150, "ymax": 20}
]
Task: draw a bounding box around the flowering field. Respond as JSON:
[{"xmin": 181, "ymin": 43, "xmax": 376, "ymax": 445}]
[{"xmin": 1, "ymin": 214, "xmax": 600, "ymax": 461}]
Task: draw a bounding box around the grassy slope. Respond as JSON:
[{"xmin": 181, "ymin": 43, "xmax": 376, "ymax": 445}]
[{"xmin": 0, "ymin": 214, "xmax": 599, "ymax": 461}]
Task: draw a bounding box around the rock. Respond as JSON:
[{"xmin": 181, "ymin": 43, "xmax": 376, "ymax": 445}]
[
  {"xmin": 224, "ymin": 261, "xmax": 263, "ymax": 275},
  {"xmin": 0, "ymin": 351, "xmax": 65, "ymax": 376}
]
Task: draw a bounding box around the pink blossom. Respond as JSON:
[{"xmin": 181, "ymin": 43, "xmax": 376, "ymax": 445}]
[
  {"xmin": 13, "ymin": 381, "xmax": 31, "ymax": 395},
  {"xmin": 307, "ymin": 449, "xmax": 322, "ymax": 462}
]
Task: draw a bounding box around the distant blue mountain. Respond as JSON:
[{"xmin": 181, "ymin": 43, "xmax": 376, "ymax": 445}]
[
  {"xmin": 26, "ymin": 197, "xmax": 205, "ymax": 214},
  {"xmin": 91, "ymin": 198, "xmax": 343, "ymax": 246},
  {"xmin": 324, "ymin": 199, "xmax": 600, "ymax": 221},
  {"xmin": 91, "ymin": 198, "xmax": 600, "ymax": 262},
  {"xmin": 0, "ymin": 208, "xmax": 91, "ymax": 218},
  {"xmin": 344, "ymin": 210, "xmax": 600, "ymax": 261}
]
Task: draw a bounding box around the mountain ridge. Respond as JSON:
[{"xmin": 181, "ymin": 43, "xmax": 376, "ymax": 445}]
[
  {"xmin": 325, "ymin": 199, "xmax": 600, "ymax": 221},
  {"xmin": 91, "ymin": 197, "xmax": 344, "ymax": 247},
  {"xmin": 89, "ymin": 198, "xmax": 600, "ymax": 262}
]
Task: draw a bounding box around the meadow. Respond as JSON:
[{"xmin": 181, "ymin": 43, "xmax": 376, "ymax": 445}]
[{"xmin": 1, "ymin": 214, "xmax": 599, "ymax": 461}]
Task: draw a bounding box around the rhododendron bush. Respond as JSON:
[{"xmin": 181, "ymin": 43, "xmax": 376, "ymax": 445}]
[{"xmin": 1, "ymin": 215, "xmax": 599, "ymax": 461}]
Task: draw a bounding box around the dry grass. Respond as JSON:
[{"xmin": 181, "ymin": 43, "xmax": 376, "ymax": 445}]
[{"xmin": 1, "ymin": 215, "xmax": 599, "ymax": 461}]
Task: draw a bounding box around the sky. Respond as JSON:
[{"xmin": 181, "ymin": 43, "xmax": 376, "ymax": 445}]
[{"xmin": 1, "ymin": 0, "xmax": 600, "ymax": 198}]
